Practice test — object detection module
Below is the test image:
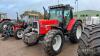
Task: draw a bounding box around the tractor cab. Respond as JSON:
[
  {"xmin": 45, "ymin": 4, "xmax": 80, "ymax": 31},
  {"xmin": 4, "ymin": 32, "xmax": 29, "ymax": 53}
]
[
  {"xmin": 0, "ymin": 13, "xmax": 11, "ymax": 23},
  {"xmin": 49, "ymin": 4, "xmax": 74, "ymax": 25},
  {"xmin": 0, "ymin": 13, "xmax": 7, "ymax": 19},
  {"xmin": 21, "ymin": 14, "xmax": 39, "ymax": 23}
]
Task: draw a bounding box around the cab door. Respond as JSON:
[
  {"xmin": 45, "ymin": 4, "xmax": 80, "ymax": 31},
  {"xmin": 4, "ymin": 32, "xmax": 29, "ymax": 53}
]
[{"xmin": 64, "ymin": 10, "xmax": 71, "ymax": 25}]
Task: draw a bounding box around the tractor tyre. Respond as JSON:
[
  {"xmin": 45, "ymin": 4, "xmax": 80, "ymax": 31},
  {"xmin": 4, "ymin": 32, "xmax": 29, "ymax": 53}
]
[
  {"xmin": 44, "ymin": 29, "xmax": 64, "ymax": 56},
  {"xmin": 78, "ymin": 25, "xmax": 100, "ymax": 56},
  {"xmin": 69, "ymin": 21, "xmax": 83, "ymax": 43},
  {"xmin": 14, "ymin": 29, "xmax": 24, "ymax": 40},
  {"xmin": 1, "ymin": 21, "xmax": 11, "ymax": 33},
  {"xmin": 23, "ymin": 32, "xmax": 39, "ymax": 46},
  {"xmin": 88, "ymin": 26, "xmax": 100, "ymax": 56},
  {"xmin": 78, "ymin": 26, "xmax": 91, "ymax": 56},
  {"xmin": 24, "ymin": 39, "xmax": 39, "ymax": 46},
  {"xmin": 1, "ymin": 21, "xmax": 13, "ymax": 37}
]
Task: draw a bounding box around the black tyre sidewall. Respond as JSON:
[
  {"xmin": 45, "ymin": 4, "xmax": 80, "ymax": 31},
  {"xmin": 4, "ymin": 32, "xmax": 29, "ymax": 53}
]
[
  {"xmin": 23, "ymin": 33, "xmax": 39, "ymax": 46},
  {"xmin": 2, "ymin": 22, "xmax": 13, "ymax": 37},
  {"xmin": 69, "ymin": 21, "xmax": 82, "ymax": 43},
  {"xmin": 24, "ymin": 39, "xmax": 39, "ymax": 46},
  {"xmin": 78, "ymin": 39, "xmax": 87, "ymax": 56}
]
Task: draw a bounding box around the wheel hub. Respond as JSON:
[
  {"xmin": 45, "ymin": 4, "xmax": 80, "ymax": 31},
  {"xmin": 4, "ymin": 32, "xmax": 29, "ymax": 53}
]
[
  {"xmin": 52, "ymin": 39, "xmax": 56, "ymax": 45},
  {"xmin": 17, "ymin": 30, "xmax": 23, "ymax": 38},
  {"xmin": 53, "ymin": 35, "xmax": 62, "ymax": 51},
  {"xmin": 76, "ymin": 26, "xmax": 82, "ymax": 39}
]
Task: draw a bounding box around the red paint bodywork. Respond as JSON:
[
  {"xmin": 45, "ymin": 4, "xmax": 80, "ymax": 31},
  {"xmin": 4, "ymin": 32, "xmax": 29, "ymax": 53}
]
[
  {"xmin": 39, "ymin": 19, "xmax": 59, "ymax": 35},
  {"xmin": 12, "ymin": 22, "xmax": 24, "ymax": 32},
  {"xmin": 37, "ymin": 18, "xmax": 76, "ymax": 35},
  {"xmin": 66, "ymin": 18, "xmax": 76, "ymax": 31},
  {"xmin": 0, "ymin": 19, "xmax": 11, "ymax": 23}
]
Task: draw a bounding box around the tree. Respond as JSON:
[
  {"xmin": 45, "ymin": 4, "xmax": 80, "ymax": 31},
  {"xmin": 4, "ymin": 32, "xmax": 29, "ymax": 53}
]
[
  {"xmin": 96, "ymin": 14, "xmax": 99, "ymax": 16},
  {"xmin": 82, "ymin": 14, "xmax": 85, "ymax": 17},
  {"xmin": 86, "ymin": 14, "xmax": 88, "ymax": 17}
]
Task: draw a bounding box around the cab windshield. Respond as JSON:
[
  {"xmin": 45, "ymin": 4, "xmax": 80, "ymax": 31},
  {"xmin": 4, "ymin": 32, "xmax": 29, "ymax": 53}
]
[
  {"xmin": 49, "ymin": 8, "xmax": 70, "ymax": 22},
  {"xmin": 0, "ymin": 14, "xmax": 7, "ymax": 19},
  {"xmin": 49, "ymin": 9, "xmax": 63, "ymax": 22},
  {"xmin": 22, "ymin": 15, "xmax": 39, "ymax": 23}
]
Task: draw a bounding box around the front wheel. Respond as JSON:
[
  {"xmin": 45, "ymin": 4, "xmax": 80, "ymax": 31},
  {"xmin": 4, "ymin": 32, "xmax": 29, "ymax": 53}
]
[
  {"xmin": 14, "ymin": 29, "xmax": 24, "ymax": 40},
  {"xmin": 44, "ymin": 29, "xmax": 64, "ymax": 56},
  {"xmin": 69, "ymin": 21, "xmax": 82, "ymax": 43},
  {"xmin": 23, "ymin": 33, "xmax": 39, "ymax": 46}
]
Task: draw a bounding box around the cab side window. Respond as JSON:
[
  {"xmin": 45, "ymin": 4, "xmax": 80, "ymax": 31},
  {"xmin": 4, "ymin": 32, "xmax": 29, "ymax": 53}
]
[{"xmin": 64, "ymin": 10, "xmax": 70, "ymax": 25}]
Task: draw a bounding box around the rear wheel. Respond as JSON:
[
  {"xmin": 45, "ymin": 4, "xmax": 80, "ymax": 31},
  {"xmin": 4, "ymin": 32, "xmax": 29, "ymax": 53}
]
[
  {"xmin": 2, "ymin": 22, "xmax": 13, "ymax": 38},
  {"xmin": 14, "ymin": 29, "xmax": 24, "ymax": 40},
  {"xmin": 78, "ymin": 31, "xmax": 90, "ymax": 56},
  {"xmin": 44, "ymin": 29, "xmax": 64, "ymax": 56},
  {"xmin": 88, "ymin": 26, "xmax": 100, "ymax": 56},
  {"xmin": 0, "ymin": 21, "xmax": 9, "ymax": 33},
  {"xmin": 23, "ymin": 33, "xmax": 39, "ymax": 46},
  {"xmin": 69, "ymin": 21, "xmax": 82, "ymax": 43},
  {"xmin": 78, "ymin": 25, "xmax": 100, "ymax": 56}
]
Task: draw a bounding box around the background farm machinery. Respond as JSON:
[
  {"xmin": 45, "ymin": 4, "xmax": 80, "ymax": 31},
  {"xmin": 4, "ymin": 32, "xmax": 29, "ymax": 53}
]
[
  {"xmin": 0, "ymin": 12, "xmax": 11, "ymax": 32},
  {"xmin": 2, "ymin": 11, "xmax": 43, "ymax": 40}
]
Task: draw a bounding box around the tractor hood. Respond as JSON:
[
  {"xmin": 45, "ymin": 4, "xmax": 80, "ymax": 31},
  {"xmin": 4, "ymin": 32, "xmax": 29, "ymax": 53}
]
[
  {"xmin": 37, "ymin": 19, "xmax": 59, "ymax": 35},
  {"xmin": 39, "ymin": 19, "xmax": 59, "ymax": 26}
]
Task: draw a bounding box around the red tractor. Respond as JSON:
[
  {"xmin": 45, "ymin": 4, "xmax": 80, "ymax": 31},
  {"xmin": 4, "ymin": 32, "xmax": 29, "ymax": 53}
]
[
  {"xmin": 0, "ymin": 13, "xmax": 11, "ymax": 32},
  {"xmin": 2, "ymin": 19, "xmax": 27, "ymax": 40},
  {"xmin": 23, "ymin": 4, "xmax": 83, "ymax": 56}
]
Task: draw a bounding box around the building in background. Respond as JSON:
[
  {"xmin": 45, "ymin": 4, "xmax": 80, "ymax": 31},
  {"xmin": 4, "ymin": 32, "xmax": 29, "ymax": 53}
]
[{"xmin": 20, "ymin": 10, "xmax": 43, "ymax": 20}]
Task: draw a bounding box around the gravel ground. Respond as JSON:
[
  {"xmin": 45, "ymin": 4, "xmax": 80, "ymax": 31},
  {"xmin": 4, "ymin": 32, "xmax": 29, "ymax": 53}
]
[{"xmin": 0, "ymin": 36, "xmax": 78, "ymax": 56}]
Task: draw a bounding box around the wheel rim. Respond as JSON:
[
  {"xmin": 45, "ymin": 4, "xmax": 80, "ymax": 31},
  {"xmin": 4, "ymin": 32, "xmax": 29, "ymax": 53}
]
[
  {"xmin": 17, "ymin": 30, "xmax": 23, "ymax": 38},
  {"xmin": 53, "ymin": 35, "xmax": 62, "ymax": 51},
  {"xmin": 76, "ymin": 25, "xmax": 82, "ymax": 39},
  {"xmin": 3, "ymin": 24, "xmax": 7, "ymax": 29}
]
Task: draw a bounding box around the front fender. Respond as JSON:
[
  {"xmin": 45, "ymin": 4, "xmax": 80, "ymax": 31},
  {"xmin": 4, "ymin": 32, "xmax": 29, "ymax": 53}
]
[{"xmin": 67, "ymin": 18, "xmax": 76, "ymax": 31}]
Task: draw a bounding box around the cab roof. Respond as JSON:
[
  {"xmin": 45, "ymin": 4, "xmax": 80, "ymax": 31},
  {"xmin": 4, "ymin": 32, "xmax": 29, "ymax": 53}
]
[{"xmin": 49, "ymin": 4, "xmax": 74, "ymax": 10}]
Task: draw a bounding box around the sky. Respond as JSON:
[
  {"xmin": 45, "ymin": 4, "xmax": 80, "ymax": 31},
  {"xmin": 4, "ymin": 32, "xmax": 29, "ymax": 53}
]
[{"xmin": 0, "ymin": 0, "xmax": 100, "ymax": 19}]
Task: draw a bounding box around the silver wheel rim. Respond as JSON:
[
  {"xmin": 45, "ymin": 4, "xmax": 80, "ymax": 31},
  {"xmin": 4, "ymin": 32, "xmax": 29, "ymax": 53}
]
[
  {"xmin": 3, "ymin": 24, "xmax": 7, "ymax": 29},
  {"xmin": 53, "ymin": 35, "xmax": 62, "ymax": 51},
  {"xmin": 76, "ymin": 25, "xmax": 82, "ymax": 39},
  {"xmin": 17, "ymin": 30, "xmax": 23, "ymax": 38}
]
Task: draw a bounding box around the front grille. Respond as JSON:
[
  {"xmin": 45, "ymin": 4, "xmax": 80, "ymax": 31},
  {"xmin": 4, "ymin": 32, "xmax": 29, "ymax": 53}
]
[
  {"xmin": 32, "ymin": 21, "xmax": 39, "ymax": 34},
  {"xmin": 33, "ymin": 22, "xmax": 38, "ymax": 28}
]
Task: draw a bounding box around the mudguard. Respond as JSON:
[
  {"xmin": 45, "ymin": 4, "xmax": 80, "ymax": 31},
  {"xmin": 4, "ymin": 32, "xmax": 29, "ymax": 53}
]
[{"xmin": 67, "ymin": 18, "xmax": 76, "ymax": 31}]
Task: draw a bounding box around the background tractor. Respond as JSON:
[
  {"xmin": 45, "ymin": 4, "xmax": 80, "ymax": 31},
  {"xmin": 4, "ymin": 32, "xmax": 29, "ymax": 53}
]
[
  {"xmin": 23, "ymin": 4, "xmax": 83, "ymax": 56},
  {"xmin": 0, "ymin": 12, "xmax": 11, "ymax": 32},
  {"xmin": 2, "ymin": 11, "xmax": 43, "ymax": 40},
  {"xmin": 2, "ymin": 17, "xmax": 26, "ymax": 40}
]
